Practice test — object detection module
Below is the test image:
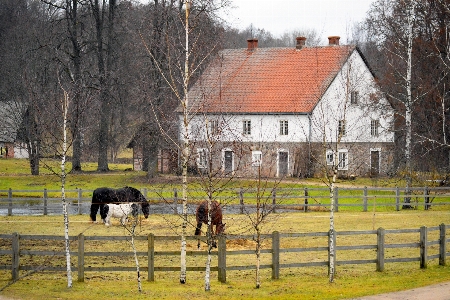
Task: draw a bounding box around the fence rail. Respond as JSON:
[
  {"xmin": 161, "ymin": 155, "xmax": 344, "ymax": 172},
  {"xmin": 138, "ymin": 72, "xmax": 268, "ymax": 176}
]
[
  {"xmin": 1, "ymin": 186, "xmax": 450, "ymax": 216},
  {"xmin": 0, "ymin": 224, "xmax": 448, "ymax": 282}
]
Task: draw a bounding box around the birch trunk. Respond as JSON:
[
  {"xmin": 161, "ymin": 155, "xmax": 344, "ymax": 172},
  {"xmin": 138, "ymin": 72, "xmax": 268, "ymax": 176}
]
[
  {"xmin": 328, "ymin": 167, "xmax": 336, "ymax": 283},
  {"xmin": 131, "ymin": 226, "xmax": 142, "ymax": 292},
  {"xmin": 61, "ymin": 91, "xmax": 72, "ymax": 288},
  {"xmin": 403, "ymin": 1, "xmax": 415, "ymax": 208},
  {"xmin": 179, "ymin": 0, "xmax": 190, "ymax": 284}
]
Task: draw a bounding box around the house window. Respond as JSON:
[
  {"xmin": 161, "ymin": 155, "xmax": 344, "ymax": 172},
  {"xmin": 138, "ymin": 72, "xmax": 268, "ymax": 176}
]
[
  {"xmin": 243, "ymin": 120, "xmax": 251, "ymax": 135},
  {"xmin": 197, "ymin": 148, "xmax": 207, "ymax": 169},
  {"xmin": 210, "ymin": 119, "xmax": 219, "ymax": 135},
  {"xmin": 338, "ymin": 149, "xmax": 348, "ymax": 170},
  {"xmin": 351, "ymin": 91, "xmax": 359, "ymax": 104},
  {"xmin": 338, "ymin": 120, "xmax": 346, "ymax": 136},
  {"xmin": 371, "ymin": 119, "xmax": 379, "ymax": 137},
  {"xmin": 280, "ymin": 120, "xmax": 288, "ymax": 135},
  {"xmin": 326, "ymin": 150, "xmax": 334, "ymax": 166},
  {"xmin": 252, "ymin": 151, "xmax": 262, "ymax": 167}
]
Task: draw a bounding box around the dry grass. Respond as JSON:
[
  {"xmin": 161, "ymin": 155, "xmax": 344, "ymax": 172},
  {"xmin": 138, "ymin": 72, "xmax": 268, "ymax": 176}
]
[{"xmin": 0, "ymin": 210, "xmax": 449, "ymax": 299}]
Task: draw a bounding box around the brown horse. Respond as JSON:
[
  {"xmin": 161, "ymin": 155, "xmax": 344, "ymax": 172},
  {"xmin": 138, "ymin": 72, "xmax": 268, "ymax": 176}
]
[{"xmin": 195, "ymin": 200, "xmax": 225, "ymax": 249}]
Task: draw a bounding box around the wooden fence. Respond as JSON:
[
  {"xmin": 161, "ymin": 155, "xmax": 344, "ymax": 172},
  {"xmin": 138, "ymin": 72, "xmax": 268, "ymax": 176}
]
[
  {"xmin": 1, "ymin": 224, "xmax": 448, "ymax": 282},
  {"xmin": 1, "ymin": 186, "xmax": 450, "ymax": 216}
]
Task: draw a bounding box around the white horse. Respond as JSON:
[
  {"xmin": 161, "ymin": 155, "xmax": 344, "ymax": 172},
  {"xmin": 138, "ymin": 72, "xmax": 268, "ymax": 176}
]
[{"xmin": 104, "ymin": 203, "xmax": 138, "ymax": 227}]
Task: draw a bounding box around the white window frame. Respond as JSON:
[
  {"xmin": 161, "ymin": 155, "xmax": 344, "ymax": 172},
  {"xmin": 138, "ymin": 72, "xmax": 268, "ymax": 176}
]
[
  {"xmin": 196, "ymin": 148, "xmax": 208, "ymax": 169},
  {"xmin": 252, "ymin": 150, "xmax": 262, "ymax": 167},
  {"xmin": 370, "ymin": 147, "xmax": 381, "ymax": 174},
  {"xmin": 276, "ymin": 149, "xmax": 289, "ymax": 177},
  {"xmin": 338, "ymin": 149, "xmax": 348, "ymax": 170},
  {"xmin": 280, "ymin": 120, "xmax": 288, "ymax": 136},
  {"xmin": 243, "ymin": 120, "xmax": 251, "ymax": 135},
  {"xmin": 371, "ymin": 119, "xmax": 379, "ymax": 137},
  {"xmin": 326, "ymin": 149, "xmax": 334, "ymax": 166},
  {"xmin": 222, "ymin": 148, "xmax": 234, "ymax": 174},
  {"xmin": 210, "ymin": 119, "xmax": 219, "ymax": 135},
  {"xmin": 338, "ymin": 120, "xmax": 346, "ymax": 136}
]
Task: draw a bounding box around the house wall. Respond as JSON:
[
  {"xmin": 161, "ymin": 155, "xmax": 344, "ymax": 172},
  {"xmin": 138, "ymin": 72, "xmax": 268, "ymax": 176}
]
[
  {"xmin": 13, "ymin": 142, "xmax": 28, "ymax": 158},
  {"xmin": 186, "ymin": 113, "xmax": 311, "ymax": 143}
]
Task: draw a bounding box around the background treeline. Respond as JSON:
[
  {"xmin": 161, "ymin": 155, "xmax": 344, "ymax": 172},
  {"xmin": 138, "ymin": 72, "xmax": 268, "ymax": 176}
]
[{"xmin": 0, "ymin": 0, "xmax": 449, "ymax": 177}]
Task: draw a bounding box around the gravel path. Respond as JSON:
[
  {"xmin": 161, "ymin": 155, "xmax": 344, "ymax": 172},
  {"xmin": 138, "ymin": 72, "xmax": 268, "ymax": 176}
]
[{"xmin": 349, "ymin": 281, "xmax": 450, "ymax": 300}]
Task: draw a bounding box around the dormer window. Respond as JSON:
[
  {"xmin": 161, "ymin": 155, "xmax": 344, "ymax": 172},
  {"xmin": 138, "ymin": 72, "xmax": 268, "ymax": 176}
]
[
  {"xmin": 351, "ymin": 91, "xmax": 359, "ymax": 104},
  {"xmin": 338, "ymin": 120, "xmax": 346, "ymax": 136},
  {"xmin": 371, "ymin": 119, "xmax": 379, "ymax": 136}
]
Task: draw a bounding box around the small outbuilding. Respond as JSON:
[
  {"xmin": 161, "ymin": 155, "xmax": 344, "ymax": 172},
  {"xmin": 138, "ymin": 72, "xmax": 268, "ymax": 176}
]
[{"xmin": 0, "ymin": 101, "xmax": 28, "ymax": 159}]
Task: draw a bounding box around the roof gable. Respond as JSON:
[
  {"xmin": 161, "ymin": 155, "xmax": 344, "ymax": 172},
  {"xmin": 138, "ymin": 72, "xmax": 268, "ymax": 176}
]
[{"xmin": 188, "ymin": 45, "xmax": 357, "ymax": 114}]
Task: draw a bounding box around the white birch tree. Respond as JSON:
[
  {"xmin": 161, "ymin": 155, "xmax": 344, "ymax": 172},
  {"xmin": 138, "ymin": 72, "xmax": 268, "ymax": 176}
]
[{"xmin": 59, "ymin": 87, "xmax": 73, "ymax": 288}]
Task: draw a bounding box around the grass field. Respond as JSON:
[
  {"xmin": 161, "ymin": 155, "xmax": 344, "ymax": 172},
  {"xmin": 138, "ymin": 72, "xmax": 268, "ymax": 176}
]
[
  {"xmin": 1, "ymin": 158, "xmax": 450, "ymax": 299},
  {"xmin": 1, "ymin": 211, "xmax": 449, "ymax": 300}
]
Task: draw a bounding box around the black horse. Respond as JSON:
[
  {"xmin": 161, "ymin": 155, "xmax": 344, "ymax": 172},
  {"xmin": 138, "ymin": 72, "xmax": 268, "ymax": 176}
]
[{"xmin": 90, "ymin": 186, "xmax": 149, "ymax": 223}]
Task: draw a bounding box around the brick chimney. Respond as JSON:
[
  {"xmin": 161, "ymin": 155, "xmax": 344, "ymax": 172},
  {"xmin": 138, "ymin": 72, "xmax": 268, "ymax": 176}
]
[
  {"xmin": 328, "ymin": 36, "xmax": 340, "ymax": 46},
  {"xmin": 296, "ymin": 36, "xmax": 307, "ymax": 49},
  {"xmin": 247, "ymin": 38, "xmax": 258, "ymax": 51}
]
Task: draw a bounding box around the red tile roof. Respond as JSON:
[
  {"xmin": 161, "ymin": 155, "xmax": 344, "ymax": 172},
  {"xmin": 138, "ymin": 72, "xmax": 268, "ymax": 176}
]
[{"xmin": 188, "ymin": 45, "xmax": 356, "ymax": 114}]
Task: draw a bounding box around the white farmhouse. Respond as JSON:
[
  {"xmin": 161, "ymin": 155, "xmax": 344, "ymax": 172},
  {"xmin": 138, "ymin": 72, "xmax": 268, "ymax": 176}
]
[{"xmin": 180, "ymin": 36, "xmax": 394, "ymax": 178}]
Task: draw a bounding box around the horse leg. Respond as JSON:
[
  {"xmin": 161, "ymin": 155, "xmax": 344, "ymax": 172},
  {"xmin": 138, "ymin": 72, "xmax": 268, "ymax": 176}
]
[
  {"xmin": 195, "ymin": 222, "xmax": 203, "ymax": 249},
  {"xmin": 211, "ymin": 224, "xmax": 217, "ymax": 248},
  {"xmin": 105, "ymin": 214, "xmax": 111, "ymax": 227},
  {"xmin": 90, "ymin": 203, "xmax": 99, "ymax": 222}
]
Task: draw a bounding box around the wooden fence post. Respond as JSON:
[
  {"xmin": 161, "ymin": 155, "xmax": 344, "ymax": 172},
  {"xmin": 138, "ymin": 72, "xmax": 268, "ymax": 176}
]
[
  {"xmin": 272, "ymin": 188, "xmax": 277, "ymax": 213},
  {"xmin": 78, "ymin": 233, "xmax": 85, "ymax": 282},
  {"xmin": 12, "ymin": 232, "xmax": 19, "ymax": 281},
  {"xmin": 376, "ymin": 227, "xmax": 385, "ymax": 272},
  {"xmin": 439, "ymin": 223, "xmax": 446, "ymax": 266},
  {"xmin": 78, "ymin": 189, "xmax": 83, "ymax": 215},
  {"xmin": 148, "ymin": 234, "xmax": 155, "ymax": 281},
  {"xmin": 239, "ymin": 188, "xmax": 244, "ymax": 214},
  {"xmin": 304, "ymin": 188, "xmax": 308, "ymax": 213},
  {"xmin": 43, "ymin": 189, "xmax": 48, "ymax": 216},
  {"xmin": 334, "ymin": 187, "xmax": 339, "ymax": 212},
  {"xmin": 424, "ymin": 187, "xmax": 429, "ymax": 210},
  {"xmin": 272, "ymin": 231, "xmax": 280, "ymax": 279},
  {"xmin": 420, "ymin": 226, "xmax": 428, "ymax": 269},
  {"xmin": 173, "ymin": 188, "xmax": 178, "ymax": 215},
  {"xmin": 218, "ymin": 235, "xmax": 226, "ymax": 283},
  {"xmin": 363, "ymin": 186, "xmax": 368, "ymax": 212},
  {"xmin": 8, "ymin": 188, "xmax": 12, "ymax": 216},
  {"xmin": 395, "ymin": 187, "xmax": 400, "ymax": 211}
]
